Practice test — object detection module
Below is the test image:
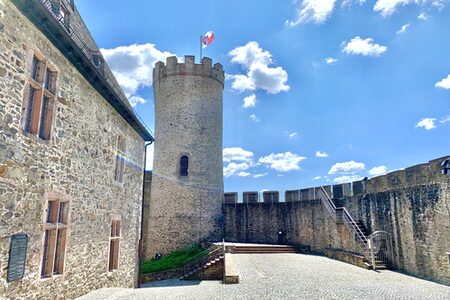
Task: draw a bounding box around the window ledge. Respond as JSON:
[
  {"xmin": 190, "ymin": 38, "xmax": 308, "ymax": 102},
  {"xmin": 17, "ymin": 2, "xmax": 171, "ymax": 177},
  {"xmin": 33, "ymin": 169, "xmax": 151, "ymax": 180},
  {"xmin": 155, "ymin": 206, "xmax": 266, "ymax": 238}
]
[
  {"xmin": 112, "ymin": 180, "xmax": 124, "ymax": 188},
  {"xmin": 22, "ymin": 130, "xmax": 52, "ymax": 145},
  {"xmin": 106, "ymin": 270, "xmax": 118, "ymax": 277},
  {"xmin": 40, "ymin": 274, "xmax": 63, "ymax": 282}
]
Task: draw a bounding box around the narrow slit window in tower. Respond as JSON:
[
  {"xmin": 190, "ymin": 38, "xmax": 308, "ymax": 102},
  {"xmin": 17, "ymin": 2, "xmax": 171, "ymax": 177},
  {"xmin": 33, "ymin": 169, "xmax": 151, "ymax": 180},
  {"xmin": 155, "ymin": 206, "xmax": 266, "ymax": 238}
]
[{"xmin": 180, "ymin": 156, "xmax": 189, "ymax": 177}]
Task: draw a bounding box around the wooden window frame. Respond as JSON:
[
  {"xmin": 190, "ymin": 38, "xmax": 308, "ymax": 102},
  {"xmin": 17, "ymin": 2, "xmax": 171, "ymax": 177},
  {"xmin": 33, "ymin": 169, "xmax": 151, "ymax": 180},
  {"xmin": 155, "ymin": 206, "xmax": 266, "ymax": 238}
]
[
  {"xmin": 114, "ymin": 136, "xmax": 126, "ymax": 183},
  {"xmin": 108, "ymin": 216, "xmax": 121, "ymax": 272},
  {"xmin": 22, "ymin": 49, "xmax": 58, "ymax": 142},
  {"xmin": 40, "ymin": 193, "xmax": 70, "ymax": 279}
]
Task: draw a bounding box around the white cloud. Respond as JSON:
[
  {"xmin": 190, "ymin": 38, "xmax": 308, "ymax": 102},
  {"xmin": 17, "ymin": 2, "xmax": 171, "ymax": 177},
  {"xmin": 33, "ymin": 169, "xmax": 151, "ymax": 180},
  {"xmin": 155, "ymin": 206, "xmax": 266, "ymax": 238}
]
[
  {"xmin": 441, "ymin": 113, "xmax": 450, "ymax": 123},
  {"xmin": 228, "ymin": 42, "xmax": 289, "ymax": 94},
  {"xmin": 288, "ymin": 0, "xmax": 336, "ymax": 26},
  {"xmin": 374, "ymin": 0, "xmax": 416, "ymax": 16},
  {"xmin": 258, "ymin": 152, "xmax": 306, "ymax": 172},
  {"xmin": 313, "ymin": 176, "xmax": 322, "ymax": 180},
  {"xmin": 333, "ymin": 175, "xmax": 362, "ymax": 183},
  {"xmin": 329, "ymin": 161, "xmax": 365, "ymax": 174},
  {"xmin": 415, "ymin": 118, "xmax": 436, "ymax": 130},
  {"xmin": 342, "ymin": 36, "xmax": 387, "ymax": 57},
  {"xmin": 342, "ymin": 0, "xmax": 367, "ymax": 8},
  {"xmin": 325, "ymin": 57, "xmax": 338, "ymax": 64},
  {"xmin": 432, "ymin": 0, "xmax": 448, "ymax": 9},
  {"xmin": 227, "ymin": 74, "xmax": 254, "ymax": 92},
  {"xmin": 396, "ymin": 23, "xmax": 410, "ymax": 34},
  {"xmin": 418, "ymin": 12, "xmax": 429, "ymax": 20},
  {"xmin": 369, "ymin": 165, "xmax": 388, "ymax": 176},
  {"xmin": 243, "ymin": 94, "xmax": 257, "ymax": 108},
  {"xmin": 224, "ymin": 162, "xmax": 251, "ymax": 177},
  {"xmin": 223, "ymin": 147, "xmax": 254, "ymax": 163},
  {"xmin": 128, "ymin": 95, "xmax": 147, "ymax": 107},
  {"xmin": 315, "ymin": 151, "xmax": 329, "ymax": 158},
  {"xmin": 253, "ymin": 173, "xmax": 268, "ymax": 178},
  {"xmin": 250, "ymin": 114, "xmax": 260, "ymax": 122},
  {"xmin": 229, "ymin": 41, "xmax": 272, "ymax": 67},
  {"xmin": 289, "ymin": 132, "xmax": 298, "ymax": 139},
  {"xmin": 237, "ymin": 171, "xmax": 251, "ymax": 177},
  {"xmin": 435, "ymin": 74, "xmax": 450, "ymax": 89},
  {"xmin": 101, "ymin": 43, "xmax": 176, "ymax": 106},
  {"xmin": 374, "ymin": 1, "xmax": 448, "ymax": 17},
  {"xmin": 223, "ymin": 147, "xmax": 256, "ymax": 177}
]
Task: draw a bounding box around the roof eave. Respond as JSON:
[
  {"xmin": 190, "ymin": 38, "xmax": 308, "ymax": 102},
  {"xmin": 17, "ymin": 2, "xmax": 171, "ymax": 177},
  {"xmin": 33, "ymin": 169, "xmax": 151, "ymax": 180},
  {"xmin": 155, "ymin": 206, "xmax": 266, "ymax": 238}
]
[{"xmin": 12, "ymin": 0, "xmax": 154, "ymax": 142}]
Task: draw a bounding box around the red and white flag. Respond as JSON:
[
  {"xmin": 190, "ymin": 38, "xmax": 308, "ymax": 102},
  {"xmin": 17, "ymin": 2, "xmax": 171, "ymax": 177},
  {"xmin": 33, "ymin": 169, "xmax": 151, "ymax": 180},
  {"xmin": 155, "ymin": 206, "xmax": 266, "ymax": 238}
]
[{"xmin": 202, "ymin": 31, "xmax": 215, "ymax": 49}]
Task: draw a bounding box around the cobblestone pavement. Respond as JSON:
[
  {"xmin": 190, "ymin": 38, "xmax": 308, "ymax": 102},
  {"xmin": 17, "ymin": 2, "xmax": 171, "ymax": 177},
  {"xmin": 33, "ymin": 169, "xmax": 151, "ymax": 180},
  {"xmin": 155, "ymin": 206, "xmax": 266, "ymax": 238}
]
[{"xmin": 79, "ymin": 254, "xmax": 450, "ymax": 300}]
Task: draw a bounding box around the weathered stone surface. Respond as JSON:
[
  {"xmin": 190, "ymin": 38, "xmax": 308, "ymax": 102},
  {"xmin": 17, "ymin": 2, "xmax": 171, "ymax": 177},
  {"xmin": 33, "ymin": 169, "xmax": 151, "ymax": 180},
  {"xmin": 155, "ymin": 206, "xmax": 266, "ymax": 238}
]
[
  {"xmin": 0, "ymin": 2, "xmax": 145, "ymax": 299},
  {"xmin": 81, "ymin": 253, "xmax": 450, "ymax": 299},
  {"xmin": 143, "ymin": 56, "xmax": 224, "ymax": 258},
  {"xmin": 224, "ymin": 157, "xmax": 450, "ymax": 285},
  {"xmin": 0, "ymin": 66, "xmax": 6, "ymax": 77}
]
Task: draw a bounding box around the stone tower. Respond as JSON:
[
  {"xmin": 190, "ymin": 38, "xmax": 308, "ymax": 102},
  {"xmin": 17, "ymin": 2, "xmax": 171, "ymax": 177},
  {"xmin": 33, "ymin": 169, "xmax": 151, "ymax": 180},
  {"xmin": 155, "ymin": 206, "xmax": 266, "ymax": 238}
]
[{"xmin": 144, "ymin": 56, "xmax": 225, "ymax": 258}]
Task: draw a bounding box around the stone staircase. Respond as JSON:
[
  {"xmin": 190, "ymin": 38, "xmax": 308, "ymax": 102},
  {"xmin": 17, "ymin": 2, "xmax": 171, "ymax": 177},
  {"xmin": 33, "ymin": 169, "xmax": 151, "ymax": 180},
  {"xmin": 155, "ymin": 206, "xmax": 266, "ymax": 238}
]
[
  {"xmin": 230, "ymin": 244, "xmax": 308, "ymax": 254},
  {"xmin": 179, "ymin": 254, "xmax": 224, "ymax": 280},
  {"xmin": 319, "ymin": 187, "xmax": 393, "ymax": 270},
  {"xmin": 140, "ymin": 245, "xmax": 225, "ymax": 283}
]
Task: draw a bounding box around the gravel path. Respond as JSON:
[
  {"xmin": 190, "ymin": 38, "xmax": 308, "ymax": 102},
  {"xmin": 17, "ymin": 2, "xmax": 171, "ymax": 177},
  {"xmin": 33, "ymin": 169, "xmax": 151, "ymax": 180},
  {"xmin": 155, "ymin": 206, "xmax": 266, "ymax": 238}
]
[{"xmin": 78, "ymin": 253, "xmax": 450, "ymax": 300}]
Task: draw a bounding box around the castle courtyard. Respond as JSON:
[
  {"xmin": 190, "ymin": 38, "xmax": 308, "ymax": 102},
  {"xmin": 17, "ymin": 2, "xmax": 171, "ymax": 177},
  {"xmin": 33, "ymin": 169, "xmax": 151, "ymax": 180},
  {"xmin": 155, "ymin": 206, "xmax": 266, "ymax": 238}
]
[
  {"xmin": 1, "ymin": 1, "xmax": 450, "ymax": 299},
  {"xmin": 79, "ymin": 253, "xmax": 450, "ymax": 300}
]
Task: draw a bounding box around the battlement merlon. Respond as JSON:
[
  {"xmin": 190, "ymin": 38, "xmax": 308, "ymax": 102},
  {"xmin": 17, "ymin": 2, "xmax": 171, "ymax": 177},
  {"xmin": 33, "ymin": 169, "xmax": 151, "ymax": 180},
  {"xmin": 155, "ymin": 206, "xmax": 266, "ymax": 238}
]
[{"xmin": 153, "ymin": 55, "xmax": 225, "ymax": 87}]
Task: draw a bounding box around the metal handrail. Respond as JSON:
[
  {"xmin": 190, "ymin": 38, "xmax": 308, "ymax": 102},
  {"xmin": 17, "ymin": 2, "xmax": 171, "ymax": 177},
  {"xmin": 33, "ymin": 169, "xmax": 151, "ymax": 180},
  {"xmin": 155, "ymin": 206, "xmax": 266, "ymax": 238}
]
[
  {"xmin": 318, "ymin": 187, "xmax": 337, "ymax": 219},
  {"xmin": 341, "ymin": 208, "xmax": 369, "ymax": 244},
  {"xmin": 180, "ymin": 245, "xmax": 224, "ymax": 279},
  {"xmin": 319, "ymin": 187, "xmax": 371, "ymax": 261},
  {"xmin": 38, "ymin": 0, "xmax": 154, "ymax": 137}
]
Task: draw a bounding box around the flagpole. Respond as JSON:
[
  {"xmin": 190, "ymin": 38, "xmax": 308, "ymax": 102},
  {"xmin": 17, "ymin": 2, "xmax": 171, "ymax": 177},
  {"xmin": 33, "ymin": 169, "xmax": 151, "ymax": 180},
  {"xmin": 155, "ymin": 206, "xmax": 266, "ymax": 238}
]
[{"xmin": 200, "ymin": 35, "xmax": 202, "ymax": 61}]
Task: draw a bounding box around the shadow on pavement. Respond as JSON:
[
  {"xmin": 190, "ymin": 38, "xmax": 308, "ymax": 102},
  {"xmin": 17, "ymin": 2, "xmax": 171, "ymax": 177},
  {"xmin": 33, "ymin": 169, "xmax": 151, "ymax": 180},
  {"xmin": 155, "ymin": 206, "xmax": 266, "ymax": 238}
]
[{"xmin": 141, "ymin": 279, "xmax": 215, "ymax": 288}]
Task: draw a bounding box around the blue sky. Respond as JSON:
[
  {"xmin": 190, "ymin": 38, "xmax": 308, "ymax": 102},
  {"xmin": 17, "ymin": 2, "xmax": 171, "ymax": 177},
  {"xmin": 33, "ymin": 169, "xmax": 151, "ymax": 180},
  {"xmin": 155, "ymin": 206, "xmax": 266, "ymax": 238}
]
[{"xmin": 76, "ymin": 0, "xmax": 450, "ymax": 195}]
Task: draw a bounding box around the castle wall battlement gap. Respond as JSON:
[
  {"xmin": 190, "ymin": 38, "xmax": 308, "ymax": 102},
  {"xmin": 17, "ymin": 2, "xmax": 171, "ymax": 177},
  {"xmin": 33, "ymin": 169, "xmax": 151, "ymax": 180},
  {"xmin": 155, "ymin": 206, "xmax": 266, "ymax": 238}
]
[
  {"xmin": 224, "ymin": 155, "xmax": 450, "ymax": 205},
  {"xmin": 153, "ymin": 56, "xmax": 225, "ymax": 87},
  {"xmin": 223, "ymin": 155, "xmax": 450, "ymax": 284}
]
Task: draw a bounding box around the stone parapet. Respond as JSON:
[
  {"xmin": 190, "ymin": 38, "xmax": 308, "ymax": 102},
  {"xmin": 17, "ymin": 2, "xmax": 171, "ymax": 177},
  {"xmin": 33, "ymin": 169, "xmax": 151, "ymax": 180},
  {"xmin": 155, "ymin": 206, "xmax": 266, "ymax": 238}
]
[
  {"xmin": 243, "ymin": 192, "xmax": 259, "ymax": 203},
  {"xmin": 263, "ymin": 191, "xmax": 279, "ymax": 203},
  {"xmin": 224, "ymin": 192, "xmax": 238, "ymax": 204},
  {"xmin": 153, "ymin": 56, "xmax": 224, "ymax": 87}
]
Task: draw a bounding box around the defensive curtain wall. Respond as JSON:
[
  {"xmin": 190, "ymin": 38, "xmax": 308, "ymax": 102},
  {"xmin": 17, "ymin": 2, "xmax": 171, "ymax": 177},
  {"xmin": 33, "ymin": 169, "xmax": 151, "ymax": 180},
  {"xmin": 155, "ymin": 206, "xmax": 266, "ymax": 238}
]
[{"xmin": 223, "ymin": 156, "xmax": 450, "ymax": 285}]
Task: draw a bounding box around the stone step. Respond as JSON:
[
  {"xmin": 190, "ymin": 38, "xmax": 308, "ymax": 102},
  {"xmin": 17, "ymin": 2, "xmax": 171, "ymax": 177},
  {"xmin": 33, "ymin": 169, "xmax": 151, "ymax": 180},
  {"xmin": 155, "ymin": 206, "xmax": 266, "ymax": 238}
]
[
  {"xmin": 179, "ymin": 256, "xmax": 224, "ymax": 279},
  {"xmin": 374, "ymin": 265, "xmax": 389, "ymax": 270},
  {"xmin": 232, "ymin": 246, "xmax": 303, "ymax": 254}
]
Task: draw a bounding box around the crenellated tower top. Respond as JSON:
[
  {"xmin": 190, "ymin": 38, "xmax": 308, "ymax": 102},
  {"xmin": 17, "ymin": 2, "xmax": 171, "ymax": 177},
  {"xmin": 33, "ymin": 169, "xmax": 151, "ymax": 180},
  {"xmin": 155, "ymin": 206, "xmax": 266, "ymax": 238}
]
[{"xmin": 153, "ymin": 55, "xmax": 225, "ymax": 87}]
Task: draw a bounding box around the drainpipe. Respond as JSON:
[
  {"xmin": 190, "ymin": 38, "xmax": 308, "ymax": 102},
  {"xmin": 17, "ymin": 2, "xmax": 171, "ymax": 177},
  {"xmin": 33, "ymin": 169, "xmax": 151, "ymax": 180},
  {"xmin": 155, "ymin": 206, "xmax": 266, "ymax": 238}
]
[{"xmin": 138, "ymin": 140, "xmax": 153, "ymax": 287}]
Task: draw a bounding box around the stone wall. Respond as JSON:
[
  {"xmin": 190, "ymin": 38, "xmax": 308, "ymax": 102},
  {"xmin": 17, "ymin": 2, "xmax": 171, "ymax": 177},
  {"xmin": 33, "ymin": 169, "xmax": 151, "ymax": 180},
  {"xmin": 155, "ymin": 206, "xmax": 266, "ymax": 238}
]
[
  {"xmin": 224, "ymin": 200, "xmax": 359, "ymax": 256},
  {"xmin": 0, "ymin": 1, "xmax": 145, "ymax": 299},
  {"xmin": 142, "ymin": 171, "xmax": 152, "ymax": 257},
  {"xmin": 224, "ymin": 156, "xmax": 450, "ymax": 285},
  {"xmin": 144, "ymin": 56, "xmax": 225, "ymax": 258}
]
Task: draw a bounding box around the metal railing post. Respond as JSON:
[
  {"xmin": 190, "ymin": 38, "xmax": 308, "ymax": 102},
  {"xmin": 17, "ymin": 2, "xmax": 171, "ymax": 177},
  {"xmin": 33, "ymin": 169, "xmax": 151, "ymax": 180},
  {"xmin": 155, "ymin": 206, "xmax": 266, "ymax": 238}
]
[{"xmin": 369, "ymin": 235, "xmax": 376, "ymax": 271}]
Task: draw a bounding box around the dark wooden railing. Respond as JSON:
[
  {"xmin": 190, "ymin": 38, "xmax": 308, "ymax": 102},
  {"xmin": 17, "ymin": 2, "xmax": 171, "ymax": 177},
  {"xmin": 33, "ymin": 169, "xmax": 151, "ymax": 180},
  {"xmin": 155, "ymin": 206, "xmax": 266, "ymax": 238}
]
[{"xmin": 37, "ymin": 0, "xmax": 153, "ymax": 138}]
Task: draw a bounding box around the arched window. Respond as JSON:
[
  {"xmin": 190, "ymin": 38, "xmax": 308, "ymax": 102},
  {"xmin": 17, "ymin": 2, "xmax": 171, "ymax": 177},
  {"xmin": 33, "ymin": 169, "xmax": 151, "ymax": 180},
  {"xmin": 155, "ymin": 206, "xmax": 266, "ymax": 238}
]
[
  {"xmin": 442, "ymin": 159, "xmax": 450, "ymax": 175},
  {"xmin": 180, "ymin": 156, "xmax": 189, "ymax": 177}
]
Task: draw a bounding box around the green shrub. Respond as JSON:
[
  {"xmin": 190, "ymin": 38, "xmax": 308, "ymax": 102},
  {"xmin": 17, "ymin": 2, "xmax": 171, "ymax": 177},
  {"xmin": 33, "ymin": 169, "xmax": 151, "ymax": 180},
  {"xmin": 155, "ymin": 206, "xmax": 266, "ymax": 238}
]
[{"xmin": 140, "ymin": 244, "xmax": 208, "ymax": 274}]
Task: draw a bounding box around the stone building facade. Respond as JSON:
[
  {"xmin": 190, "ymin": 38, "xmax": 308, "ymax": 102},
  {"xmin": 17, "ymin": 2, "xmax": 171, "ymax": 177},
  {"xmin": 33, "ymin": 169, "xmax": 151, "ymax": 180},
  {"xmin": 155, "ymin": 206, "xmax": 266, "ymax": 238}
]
[
  {"xmin": 143, "ymin": 56, "xmax": 225, "ymax": 258},
  {"xmin": 0, "ymin": 1, "xmax": 153, "ymax": 299},
  {"xmin": 224, "ymin": 156, "xmax": 450, "ymax": 285}
]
